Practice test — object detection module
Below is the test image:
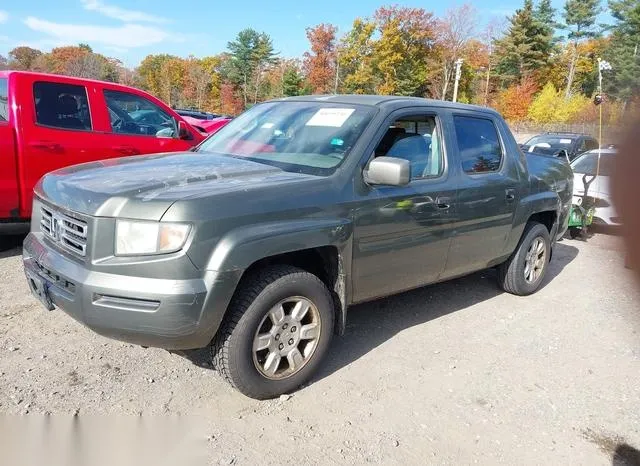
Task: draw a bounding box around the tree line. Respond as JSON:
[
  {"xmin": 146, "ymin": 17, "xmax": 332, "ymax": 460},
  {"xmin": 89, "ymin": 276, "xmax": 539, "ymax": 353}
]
[{"xmin": 1, "ymin": 0, "xmax": 638, "ymax": 124}]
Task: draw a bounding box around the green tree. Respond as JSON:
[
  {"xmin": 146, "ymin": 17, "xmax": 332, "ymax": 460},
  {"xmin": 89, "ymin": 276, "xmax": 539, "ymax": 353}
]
[
  {"xmin": 225, "ymin": 28, "xmax": 277, "ymax": 106},
  {"xmin": 562, "ymin": 0, "xmax": 602, "ymax": 97},
  {"xmin": 493, "ymin": 0, "xmax": 551, "ymax": 85},
  {"xmin": 282, "ymin": 66, "xmax": 303, "ymax": 96},
  {"xmin": 606, "ymin": 0, "xmax": 640, "ymax": 105}
]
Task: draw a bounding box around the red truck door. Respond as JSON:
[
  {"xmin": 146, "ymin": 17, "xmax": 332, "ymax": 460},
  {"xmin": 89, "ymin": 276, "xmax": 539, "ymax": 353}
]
[
  {"xmin": 16, "ymin": 76, "xmax": 111, "ymax": 218},
  {"xmin": 94, "ymin": 84, "xmax": 201, "ymax": 156},
  {"xmin": 0, "ymin": 76, "xmax": 20, "ymax": 219}
]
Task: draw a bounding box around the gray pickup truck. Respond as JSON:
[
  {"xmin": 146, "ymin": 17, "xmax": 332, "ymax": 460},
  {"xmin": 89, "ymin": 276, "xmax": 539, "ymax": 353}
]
[{"xmin": 23, "ymin": 95, "xmax": 573, "ymax": 399}]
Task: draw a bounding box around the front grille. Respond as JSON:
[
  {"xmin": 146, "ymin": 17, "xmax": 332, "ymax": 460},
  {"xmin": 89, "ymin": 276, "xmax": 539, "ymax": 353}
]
[{"xmin": 40, "ymin": 206, "xmax": 88, "ymax": 257}]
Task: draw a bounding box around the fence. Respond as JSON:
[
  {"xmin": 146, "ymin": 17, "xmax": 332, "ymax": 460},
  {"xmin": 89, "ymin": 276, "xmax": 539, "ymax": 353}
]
[{"xmin": 509, "ymin": 122, "xmax": 625, "ymax": 145}]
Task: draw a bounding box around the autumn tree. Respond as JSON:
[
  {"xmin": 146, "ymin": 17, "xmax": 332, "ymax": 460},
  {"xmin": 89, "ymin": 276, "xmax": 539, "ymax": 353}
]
[
  {"xmin": 373, "ymin": 5, "xmax": 437, "ymax": 95},
  {"xmin": 562, "ymin": 0, "xmax": 602, "ymax": 97},
  {"xmin": 338, "ymin": 18, "xmax": 377, "ymax": 94},
  {"xmin": 495, "ymin": 77, "xmax": 538, "ymax": 121},
  {"xmin": 303, "ymin": 24, "xmax": 338, "ymax": 94},
  {"xmin": 0, "ymin": 55, "xmax": 7, "ymax": 71},
  {"xmin": 8, "ymin": 47, "xmax": 42, "ymax": 70},
  {"xmin": 432, "ymin": 4, "xmax": 477, "ymax": 100}
]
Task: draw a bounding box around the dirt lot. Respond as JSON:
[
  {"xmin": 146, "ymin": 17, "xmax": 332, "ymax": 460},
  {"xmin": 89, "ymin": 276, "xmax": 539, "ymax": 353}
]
[{"xmin": 1, "ymin": 233, "xmax": 639, "ymax": 465}]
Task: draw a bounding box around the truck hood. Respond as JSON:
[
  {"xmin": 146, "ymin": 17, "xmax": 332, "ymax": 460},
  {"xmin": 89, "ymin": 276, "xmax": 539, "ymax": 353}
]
[{"xmin": 36, "ymin": 152, "xmax": 312, "ymax": 220}]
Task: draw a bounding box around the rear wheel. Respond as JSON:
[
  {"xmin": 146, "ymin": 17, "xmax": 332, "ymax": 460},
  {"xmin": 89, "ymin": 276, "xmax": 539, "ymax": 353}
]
[
  {"xmin": 211, "ymin": 265, "xmax": 334, "ymax": 399},
  {"xmin": 498, "ymin": 222, "xmax": 551, "ymax": 296}
]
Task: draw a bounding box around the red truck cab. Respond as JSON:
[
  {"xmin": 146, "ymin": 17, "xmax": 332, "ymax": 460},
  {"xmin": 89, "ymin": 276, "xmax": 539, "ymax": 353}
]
[{"xmin": 0, "ymin": 71, "xmax": 206, "ymax": 232}]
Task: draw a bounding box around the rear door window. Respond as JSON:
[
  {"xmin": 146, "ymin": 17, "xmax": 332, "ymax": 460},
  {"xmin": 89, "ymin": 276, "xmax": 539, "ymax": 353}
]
[
  {"xmin": 33, "ymin": 82, "xmax": 92, "ymax": 130},
  {"xmin": 0, "ymin": 78, "xmax": 8, "ymax": 121},
  {"xmin": 454, "ymin": 116, "xmax": 503, "ymax": 174}
]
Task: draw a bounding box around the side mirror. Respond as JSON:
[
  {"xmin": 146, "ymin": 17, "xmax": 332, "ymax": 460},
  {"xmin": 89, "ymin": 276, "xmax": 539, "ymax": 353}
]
[
  {"xmin": 178, "ymin": 120, "xmax": 192, "ymax": 140},
  {"xmin": 364, "ymin": 157, "xmax": 410, "ymax": 186}
]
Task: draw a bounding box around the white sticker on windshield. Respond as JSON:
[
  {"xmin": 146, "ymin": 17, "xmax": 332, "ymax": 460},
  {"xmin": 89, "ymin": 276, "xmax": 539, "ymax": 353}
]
[
  {"xmin": 306, "ymin": 108, "xmax": 355, "ymax": 127},
  {"xmin": 261, "ymin": 122, "xmax": 275, "ymax": 129},
  {"xmin": 560, "ymin": 138, "xmax": 572, "ymax": 144}
]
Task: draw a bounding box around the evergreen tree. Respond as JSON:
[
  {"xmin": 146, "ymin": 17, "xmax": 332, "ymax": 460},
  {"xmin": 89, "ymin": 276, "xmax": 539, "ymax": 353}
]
[
  {"xmin": 282, "ymin": 67, "xmax": 303, "ymax": 96},
  {"xmin": 606, "ymin": 0, "xmax": 640, "ymax": 104},
  {"xmin": 494, "ymin": 0, "xmax": 550, "ymax": 84}
]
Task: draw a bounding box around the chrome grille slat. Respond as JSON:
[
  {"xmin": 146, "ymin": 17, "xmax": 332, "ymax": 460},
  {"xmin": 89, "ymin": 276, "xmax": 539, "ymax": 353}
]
[{"xmin": 40, "ymin": 206, "xmax": 88, "ymax": 257}]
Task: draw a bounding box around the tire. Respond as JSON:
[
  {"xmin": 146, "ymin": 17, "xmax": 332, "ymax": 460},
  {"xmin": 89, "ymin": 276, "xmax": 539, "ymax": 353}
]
[
  {"xmin": 498, "ymin": 222, "xmax": 551, "ymax": 296},
  {"xmin": 211, "ymin": 265, "xmax": 334, "ymax": 399},
  {"xmin": 569, "ymin": 227, "xmax": 581, "ymax": 239}
]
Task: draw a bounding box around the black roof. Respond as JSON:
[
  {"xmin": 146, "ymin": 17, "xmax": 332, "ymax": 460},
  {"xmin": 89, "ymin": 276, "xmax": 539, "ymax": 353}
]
[
  {"xmin": 276, "ymin": 94, "xmax": 499, "ymax": 115},
  {"xmin": 542, "ymin": 131, "xmax": 590, "ymax": 137}
]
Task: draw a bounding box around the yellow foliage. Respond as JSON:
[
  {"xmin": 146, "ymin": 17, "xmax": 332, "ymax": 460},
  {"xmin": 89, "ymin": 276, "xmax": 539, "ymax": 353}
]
[{"xmin": 528, "ymin": 82, "xmax": 592, "ymax": 123}]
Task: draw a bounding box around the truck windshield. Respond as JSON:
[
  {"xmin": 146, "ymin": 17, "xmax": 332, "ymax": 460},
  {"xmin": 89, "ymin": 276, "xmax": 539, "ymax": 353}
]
[
  {"xmin": 196, "ymin": 101, "xmax": 375, "ymax": 176},
  {"xmin": 0, "ymin": 78, "xmax": 8, "ymax": 121}
]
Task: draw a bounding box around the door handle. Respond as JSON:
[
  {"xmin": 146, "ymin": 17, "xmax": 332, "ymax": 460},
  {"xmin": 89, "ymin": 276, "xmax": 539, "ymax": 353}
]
[
  {"xmin": 29, "ymin": 141, "xmax": 63, "ymax": 152},
  {"xmin": 113, "ymin": 145, "xmax": 141, "ymax": 156},
  {"xmin": 435, "ymin": 196, "xmax": 451, "ymax": 210},
  {"xmin": 505, "ymin": 189, "xmax": 516, "ymax": 202}
]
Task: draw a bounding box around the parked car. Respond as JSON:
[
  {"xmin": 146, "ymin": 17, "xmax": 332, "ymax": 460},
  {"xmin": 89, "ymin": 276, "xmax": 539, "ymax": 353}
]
[
  {"xmin": 520, "ymin": 132, "xmax": 599, "ymax": 161},
  {"xmin": 0, "ymin": 71, "xmax": 206, "ymax": 232},
  {"xmin": 570, "ymin": 148, "xmax": 619, "ymax": 225},
  {"xmin": 22, "ymin": 96, "xmax": 573, "ymax": 399},
  {"xmin": 174, "ymin": 109, "xmax": 225, "ymax": 120},
  {"xmin": 182, "ymin": 115, "xmax": 232, "ymax": 135}
]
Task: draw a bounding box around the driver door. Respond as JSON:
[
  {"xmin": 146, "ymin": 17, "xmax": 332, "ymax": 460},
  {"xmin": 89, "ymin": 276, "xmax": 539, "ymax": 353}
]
[{"xmin": 95, "ymin": 85, "xmax": 193, "ymax": 156}]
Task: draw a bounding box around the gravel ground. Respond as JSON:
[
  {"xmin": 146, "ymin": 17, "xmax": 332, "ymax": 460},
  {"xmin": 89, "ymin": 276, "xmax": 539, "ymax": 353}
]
[{"xmin": 1, "ymin": 233, "xmax": 639, "ymax": 465}]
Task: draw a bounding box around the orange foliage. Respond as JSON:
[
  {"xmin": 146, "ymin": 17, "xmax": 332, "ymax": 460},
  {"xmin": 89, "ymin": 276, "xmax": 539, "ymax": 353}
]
[
  {"xmin": 303, "ymin": 24, "xmax": 337, "ymax": 94},
  {"xmin": 494, "ymin": 78, "xmax": 538, "ymax": 122},
  {"xmin": 220, "ymin": 83, "xmax": 243, "ymax": 115}
]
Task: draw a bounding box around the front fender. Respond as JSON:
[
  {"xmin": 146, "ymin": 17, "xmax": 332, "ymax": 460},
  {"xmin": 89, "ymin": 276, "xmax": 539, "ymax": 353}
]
[{"xmin": 202, "ymin": 218, "xmax": 353, "ymax": 273}]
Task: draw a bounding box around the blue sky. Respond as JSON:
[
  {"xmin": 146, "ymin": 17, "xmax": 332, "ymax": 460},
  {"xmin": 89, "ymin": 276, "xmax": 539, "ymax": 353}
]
[{"xmin": 0, "ymin": 0, "xmax": 611, "ymax": 67}]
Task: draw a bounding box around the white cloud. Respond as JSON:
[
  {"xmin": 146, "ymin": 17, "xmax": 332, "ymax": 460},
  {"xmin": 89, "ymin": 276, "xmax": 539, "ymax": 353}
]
[
  {"xmin": 24, "ymin": 16, "xmax": 173, "ymax": 48},
  {"xmin": 81, "ymin": 0, "xmax": 168, "ymax": 24},
  {"xmin": 0, "ymin": 11, "xmax": 9, "ymax": 24}
]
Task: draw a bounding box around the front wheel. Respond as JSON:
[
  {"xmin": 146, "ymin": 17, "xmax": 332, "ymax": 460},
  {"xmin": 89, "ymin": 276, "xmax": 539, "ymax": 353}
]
[
  {"xmin": 498, "ymin": 222, "xmax": 551, "ymax": 296},
  {"xmin": 211, "ymin": 265, "xmax": 334, "ymax": 399}
]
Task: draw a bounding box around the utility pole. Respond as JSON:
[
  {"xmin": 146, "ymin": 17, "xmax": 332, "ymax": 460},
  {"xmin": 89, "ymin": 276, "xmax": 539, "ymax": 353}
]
[
  {"xmin": 334, "ymin": 51, "xmax": 340, "ymax": 95},
  {"xmin": 452, "ymin": 58, "xmax": 463, "ymax": 103}
]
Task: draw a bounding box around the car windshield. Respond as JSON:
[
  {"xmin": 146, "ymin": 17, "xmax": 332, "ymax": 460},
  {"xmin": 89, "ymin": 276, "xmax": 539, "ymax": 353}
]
[
  {"xmin": 196, "ymin": 101, "xmax": 376, "ymax": 176},
  {"xmin": 571, "ymin": 152, "xmax": 615, "ymax": 176},
  {"xmin": 525, "ymin": 135, "xmax": 575, "ymax": 152}
]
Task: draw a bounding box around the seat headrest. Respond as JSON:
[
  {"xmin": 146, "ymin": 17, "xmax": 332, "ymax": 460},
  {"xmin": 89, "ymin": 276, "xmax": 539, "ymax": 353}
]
[
  {"xmin": 57, "ymin": 95, "xmax": 79, "ymax": 116},
  {"xmin": 387, "ymin": 135, "xmax": 429, "ymax": 157}
]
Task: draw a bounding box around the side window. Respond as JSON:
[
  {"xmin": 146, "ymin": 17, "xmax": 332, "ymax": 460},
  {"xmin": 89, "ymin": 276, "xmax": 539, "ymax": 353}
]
[
  {"xmin": 33, "ymin": 82, "xmax": 92, "ymax": 130},
  {"xmin": 103, "ymin": 90, "xmax": 177, "ymax": 138},
  {"xmin": 374, "ymin": 115, "xmax": 444, "ymax": 180},
  {"xmin": 454, "ymin": 116, "xmax": 502, "ymax": 174},
  {"xmin": 0, "ymin": 78, "xmax": 8, "ymax": 122},
  {"xmin": 585, "ymin": 138, "xmax": 599, "ymax": 151}
]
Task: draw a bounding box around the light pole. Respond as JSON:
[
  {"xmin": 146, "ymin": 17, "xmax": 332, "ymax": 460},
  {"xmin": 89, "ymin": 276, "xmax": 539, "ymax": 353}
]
[{"xmin": 452, "ymin": 58, "xmax": 463, "ymax": 103}]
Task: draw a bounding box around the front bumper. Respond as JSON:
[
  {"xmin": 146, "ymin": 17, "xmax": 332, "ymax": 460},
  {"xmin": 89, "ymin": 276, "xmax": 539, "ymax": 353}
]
[{"xmin": 22, "ymin": 232, "xmax": 241, "ymax": 350}]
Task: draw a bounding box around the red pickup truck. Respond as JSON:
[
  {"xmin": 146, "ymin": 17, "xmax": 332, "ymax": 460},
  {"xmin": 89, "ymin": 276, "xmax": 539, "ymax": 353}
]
[{"xmin": 0, "ymin": 71, "xmax": 206, "ymax": 232}]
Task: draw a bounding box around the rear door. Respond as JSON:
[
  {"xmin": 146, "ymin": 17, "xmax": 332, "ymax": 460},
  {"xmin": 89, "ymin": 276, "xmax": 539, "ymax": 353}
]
[
  {"xmin": 95, "ymin": 86, "xmax": 199, "ymax": 156},
  {"xmin": 18, "ymin": 76, "xmax": 108, "ymax": 217},
  {"xmin": 0, "ymin": 76, "xmax": 19, "ymax": 219},
  {"xmin": 442, "ymin": 113, "xmax": 520, "ymax": 279}
]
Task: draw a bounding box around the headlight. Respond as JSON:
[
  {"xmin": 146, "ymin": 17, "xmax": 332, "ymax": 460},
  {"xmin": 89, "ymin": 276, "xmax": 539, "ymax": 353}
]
[{"xmin": 115, "ymin": 220, "xmax": 191, "ymax": 256}]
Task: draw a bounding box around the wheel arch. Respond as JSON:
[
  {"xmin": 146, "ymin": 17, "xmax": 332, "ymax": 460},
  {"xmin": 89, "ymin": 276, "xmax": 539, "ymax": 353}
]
[{"xmin": 205, "ymin": 219, "xmax": 353, "ymax": 337}]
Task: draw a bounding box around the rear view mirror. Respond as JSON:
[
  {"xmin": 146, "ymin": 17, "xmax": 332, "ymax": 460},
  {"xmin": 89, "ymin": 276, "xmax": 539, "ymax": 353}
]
[
  {"xmin": 365, "ymin": 157, "xmax": 410, "ymax": 186},
  {"xmin": 178, "ymin": 120, "xmax": 192, "ymax": 140}
]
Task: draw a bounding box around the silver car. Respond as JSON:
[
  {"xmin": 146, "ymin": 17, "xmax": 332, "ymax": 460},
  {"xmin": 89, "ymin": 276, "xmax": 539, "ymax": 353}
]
[{"xmin": 570, "ymin": 148, "xmax": 619, "ymax": 225}]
